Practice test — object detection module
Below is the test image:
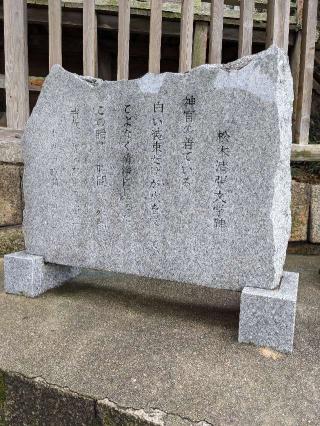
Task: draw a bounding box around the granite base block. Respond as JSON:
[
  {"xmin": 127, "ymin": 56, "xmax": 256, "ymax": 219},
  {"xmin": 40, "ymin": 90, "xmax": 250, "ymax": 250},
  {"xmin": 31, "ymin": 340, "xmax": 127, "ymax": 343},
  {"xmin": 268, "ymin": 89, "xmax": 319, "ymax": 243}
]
[
  {"xmin": 4, "ymin": 251, "xmax": 80, "ymax": 298},
  {"xmin": 238, "ymin": 271, "xmax": 299, "ymax": 353}
]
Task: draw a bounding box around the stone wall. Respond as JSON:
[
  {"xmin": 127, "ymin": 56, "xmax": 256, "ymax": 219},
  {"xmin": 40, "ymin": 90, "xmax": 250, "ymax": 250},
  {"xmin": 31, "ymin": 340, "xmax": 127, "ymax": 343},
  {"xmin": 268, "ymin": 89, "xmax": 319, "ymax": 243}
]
[
  {"xmin": 0, "ymin": 132, "xmax": 319, "ymax": 256},
  {"xmin": 290, "ymin": 180, "xmax": 320, "ymax": 243},
  {"xmin": 0, "ymin": 130, "xmax": 25, "ymax": 256}
]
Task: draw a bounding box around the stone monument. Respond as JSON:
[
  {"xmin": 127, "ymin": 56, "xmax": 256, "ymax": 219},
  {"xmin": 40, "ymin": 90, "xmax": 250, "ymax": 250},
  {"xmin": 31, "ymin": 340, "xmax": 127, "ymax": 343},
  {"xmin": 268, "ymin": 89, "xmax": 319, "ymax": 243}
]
[{"xmin": 4, "ymin": 46, "xmax": 298, "ymax": 353}]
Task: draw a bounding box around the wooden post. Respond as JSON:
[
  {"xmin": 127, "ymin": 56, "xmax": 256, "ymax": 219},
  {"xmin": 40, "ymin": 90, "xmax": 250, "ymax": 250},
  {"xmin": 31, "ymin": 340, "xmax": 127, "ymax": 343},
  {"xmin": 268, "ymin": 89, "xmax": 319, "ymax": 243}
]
[
  {"xmin": 192, "ymin": 21, "xmax": 208, "ymax": 67},
  {"xmin": 266, "ymin": 0, "xmax": 290, "ymax": 52},
  {"xmin": 117, "ymin": 0, "xmax": 131, "ymax": 80},
  {"xmin": 49, "ymin": 0, "xmax": 62, "ymax": 69},
  {"xmin": 148, "ymin": 0, "xmax": 162, "ymax": 74},
  {"xmin": 296, "ymin": 0, "xmax": 304, "ymax": 27},
  {"xmin": 83, "ymin": 0, "xmax": 97, "ymax": 77},
  {"xmin": 238, "ymin": 0, "xmax": 253, "ymax": 58},
  {"xmin": 209, "ymin": 0, "xmax": 224, "ymax": 64},
  {"xmin": 291, "ymin": 31, "xmax": 302, "ymax": 123},
  {"xmin": 179, "ymin": 0, "xmax": 194, "ymax": 73},
  {"xmin": 295, "ymin": 0, "xmax": 318, "ymax": 144},
  {"xmin": 3, "ymin": 0, "xmax": 29, "ymax": 129}
]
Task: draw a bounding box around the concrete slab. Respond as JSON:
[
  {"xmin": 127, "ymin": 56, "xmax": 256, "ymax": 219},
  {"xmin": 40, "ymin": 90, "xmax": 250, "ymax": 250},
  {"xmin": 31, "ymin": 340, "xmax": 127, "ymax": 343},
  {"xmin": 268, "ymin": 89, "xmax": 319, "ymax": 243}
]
[{"xmin": 0, "ymin": 254, "xmax": 320, "ymax": 424}]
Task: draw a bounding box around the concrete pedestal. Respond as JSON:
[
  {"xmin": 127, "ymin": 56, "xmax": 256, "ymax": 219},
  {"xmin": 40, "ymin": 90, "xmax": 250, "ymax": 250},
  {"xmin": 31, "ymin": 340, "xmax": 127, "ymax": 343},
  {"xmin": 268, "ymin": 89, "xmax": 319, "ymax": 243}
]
[
  {"xmin": 4, "ymin": 251, "xmax": 299, "ymax": 352},
  {"xmin": 239, "ymin": 271, "xmax": 299, "ymax": 353}
]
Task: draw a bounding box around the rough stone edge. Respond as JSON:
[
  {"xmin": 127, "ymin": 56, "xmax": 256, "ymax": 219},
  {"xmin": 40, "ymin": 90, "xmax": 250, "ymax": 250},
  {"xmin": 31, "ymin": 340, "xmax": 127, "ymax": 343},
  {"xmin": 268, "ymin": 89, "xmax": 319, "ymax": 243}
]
[
  {"xmin": 43, "ymin": 45, "xmax": 284, "ymax": 91},
  {"xmin": 0, "ymin": 370, "xmax": 212, "ymax": 426},
  {"xmin": 271, "ymin": 47, "xmax": 293, "ymax": 288}
]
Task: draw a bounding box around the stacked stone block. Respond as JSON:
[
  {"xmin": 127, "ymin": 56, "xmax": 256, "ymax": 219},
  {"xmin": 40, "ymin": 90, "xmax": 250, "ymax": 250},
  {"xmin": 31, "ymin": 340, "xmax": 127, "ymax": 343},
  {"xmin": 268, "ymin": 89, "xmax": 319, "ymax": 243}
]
[{"xmin": 0, "ymin": 130, "xmax": 25, "ymax": 256}]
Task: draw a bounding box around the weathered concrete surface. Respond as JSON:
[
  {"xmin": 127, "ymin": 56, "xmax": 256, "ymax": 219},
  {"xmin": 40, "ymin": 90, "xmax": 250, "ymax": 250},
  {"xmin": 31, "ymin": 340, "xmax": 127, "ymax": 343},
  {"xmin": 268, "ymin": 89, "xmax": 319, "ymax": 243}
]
[{"xmin": 0, "ymin": 254, "xmax": 319, "ymax": 425}]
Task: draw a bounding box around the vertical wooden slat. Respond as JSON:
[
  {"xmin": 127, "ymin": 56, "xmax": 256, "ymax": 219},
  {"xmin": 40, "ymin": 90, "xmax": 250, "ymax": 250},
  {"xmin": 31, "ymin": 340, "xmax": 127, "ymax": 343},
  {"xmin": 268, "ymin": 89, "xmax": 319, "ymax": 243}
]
[
  {"xmin": 209, "ymin": 0, "xmax": 224, "ymax": 64},
  {"xmin": 266, "ymin": 0, "xmax": 290, "ymax": 52},
  {"xmin": 238, "ymin": 0, "xmax": 253, "ymax": 58},
  {"xmin": 148, "ymin": 0, "xmax": 162, "ymax": 74},
  {"xmin": 295, "ymin": 0, "xmax": 318, "ymax": 144},
  {"xmin": 83, "ymin": 0, "xmax": 97, "ymax": 77},
  {"xmin": 291, "ymin": 31, "xmax": 302, "ymax": 123},
  {"xmin": 117, "ymin": 0, "xmax": 131, "ymax": 80},
  {"xmin": 179, "ymin": 0, "xmax": 194, "ymax": 73},
  {"xmin": 48, "ymin": 0, "xmax": 62, "ymax": 69},
  {"xmin": 3, "ymin": 0, "xmax": 29, "ymax": 129},
  {"xmin": 296, "ymin": 0, "xmax": 304, "ymax": 27},
  {"xmin": 266, "ymin": 0, "xmax": 275, "ymax": 48},
  {"xmin": 192, "ymin": 21, "xmax": 208, "ymax": 67}
]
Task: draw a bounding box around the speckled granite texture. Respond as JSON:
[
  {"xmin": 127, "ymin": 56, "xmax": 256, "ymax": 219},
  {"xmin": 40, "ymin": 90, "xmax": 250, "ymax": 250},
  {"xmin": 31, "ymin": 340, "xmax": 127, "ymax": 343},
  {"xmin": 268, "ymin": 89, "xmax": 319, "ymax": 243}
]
[
  {"xmin": 4, "ymin": 251, "xmax": 79, "ymax": 297},
  {"xmin": 238, "ymin": 271, "xmax": 299, "ymax": 353},
  {"xmin": 22, "ymin": 46, "xmax": 293, "ymax": 291}
]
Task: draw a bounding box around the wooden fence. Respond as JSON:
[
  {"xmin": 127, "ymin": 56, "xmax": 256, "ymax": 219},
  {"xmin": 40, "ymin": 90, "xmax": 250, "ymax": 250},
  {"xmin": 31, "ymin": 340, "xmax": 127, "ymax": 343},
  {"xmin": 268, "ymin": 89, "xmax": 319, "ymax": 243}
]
[{"xmin": 2, "ymin": 0, "xmax": 320, "ymax": 160}]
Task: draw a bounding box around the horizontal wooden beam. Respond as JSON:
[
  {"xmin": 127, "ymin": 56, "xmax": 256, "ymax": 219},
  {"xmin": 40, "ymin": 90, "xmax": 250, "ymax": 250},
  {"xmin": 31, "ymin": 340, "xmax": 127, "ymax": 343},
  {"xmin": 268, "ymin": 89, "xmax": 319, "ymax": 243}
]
[
  {"xmin": 0, "ymin": 74, "xmax": 44, "ymax": 91},
  {"xmin": 291, "ymin": 144, "xmax": 320, "ymax": 161},
  {"xmin": 0, "ymin": 5, "xmax": 295, "ymax": 45},
  {"xmin": 26, "ymin": 0, "xmax": 299, "ymax": 26}
]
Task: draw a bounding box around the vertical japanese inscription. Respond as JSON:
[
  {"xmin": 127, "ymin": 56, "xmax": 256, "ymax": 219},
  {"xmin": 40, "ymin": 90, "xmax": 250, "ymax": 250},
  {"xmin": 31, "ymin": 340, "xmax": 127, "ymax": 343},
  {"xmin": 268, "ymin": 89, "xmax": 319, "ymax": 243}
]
[
  {"xmin": 96, "ymin": 164, "xmax": 107, "ymax": 186},
  {"xmin": 69, "ymin": 105, "xmax": 85, "ymax": 236},
  {"xmin": 213, "ymin": 130, "xmax": 231, "ymax": 229},
  {"xmin": 95, "ymin": 105, "xmax": 106, "ymax": 145},
  {"xmin": 121, "ymin": 104, "xmax": 133, "ymax": 205},
  {"xmin": 94, "ymin": 105, "xmax": 107, "ymax": 189},
  {"xmin": 71, "ymin": 106, "xmax": 80, "ymax": 128},
  {"xmin": 150, "ymin": 101, "xmax": 164, "ymax": 224},
  {"xmin": 182, "ymin": 95, "xmax": 196, "ymax": 188}
]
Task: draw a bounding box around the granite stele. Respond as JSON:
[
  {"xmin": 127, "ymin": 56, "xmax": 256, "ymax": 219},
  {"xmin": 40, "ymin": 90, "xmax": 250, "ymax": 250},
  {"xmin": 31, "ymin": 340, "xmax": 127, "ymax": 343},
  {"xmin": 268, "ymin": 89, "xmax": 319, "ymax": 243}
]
[{"xmin": 4, "ymin": 46, "xmax": 298, "ymax": 353}]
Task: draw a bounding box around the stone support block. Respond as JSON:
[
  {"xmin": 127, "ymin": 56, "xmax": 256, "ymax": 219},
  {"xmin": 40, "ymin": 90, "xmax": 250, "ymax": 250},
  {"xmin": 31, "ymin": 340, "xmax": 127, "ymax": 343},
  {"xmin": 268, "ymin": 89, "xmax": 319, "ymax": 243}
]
[
  {"xmin": 238, "ymin": 271, "xmax": 299, "ymax": 353},
  {"xmin": 4, "ymin": 251, "xmax": 80, "ymax": 298}
]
